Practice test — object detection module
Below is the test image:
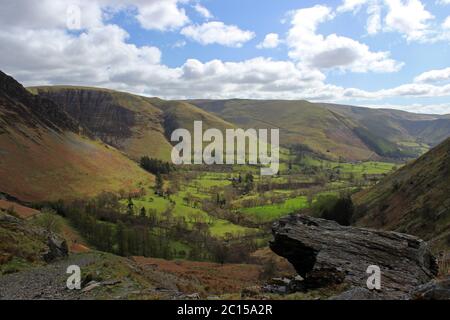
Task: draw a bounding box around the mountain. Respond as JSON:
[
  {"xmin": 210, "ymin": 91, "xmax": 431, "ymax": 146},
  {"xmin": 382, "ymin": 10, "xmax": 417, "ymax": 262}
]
[
  {"xmin": 27, "ymin": 90, "xmax": 450, "ymax": 163},
  {"xmin": 322, "ymin": 103, "xmax": 450, "ymax": 149},
  {"xmin": 0, "ymin": 71, "xmax": 154, "ymax": 202},
  {"xmin": 30, "ymin": 87, "xmax": 235, "ymax": 162},
  {"xmin": 189, "ymin": 99, "xmax": 450, "ymax": 161},
  {"xmin": 353, "ymin": 138, "xmax": 450, "ymax": 250}
]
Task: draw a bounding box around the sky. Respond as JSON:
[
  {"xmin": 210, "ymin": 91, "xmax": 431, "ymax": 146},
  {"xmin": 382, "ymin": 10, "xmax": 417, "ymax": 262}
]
[{"xmin": 1, "ymin": 0, "xmax": 450, "ymax": 114}]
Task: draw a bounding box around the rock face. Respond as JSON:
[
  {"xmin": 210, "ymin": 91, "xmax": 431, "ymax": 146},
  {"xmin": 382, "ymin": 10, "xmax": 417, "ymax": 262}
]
[
  {"xmin": 270, "ymin": 215, "xmax": 438, "ymax": 299},
  {"xmin": 36, "ymin": 88, "xmax": 136, "ymax": 147}
]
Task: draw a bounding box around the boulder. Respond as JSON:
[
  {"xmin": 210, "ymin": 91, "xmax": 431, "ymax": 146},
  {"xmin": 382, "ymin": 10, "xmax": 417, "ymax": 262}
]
[
  {"xmin": 270, "ymin": 215, "xmax": 438, "ymax": 299},
  {"xmin": 43, "ymin": 234, "xmax": 69, "ymax": 262}
]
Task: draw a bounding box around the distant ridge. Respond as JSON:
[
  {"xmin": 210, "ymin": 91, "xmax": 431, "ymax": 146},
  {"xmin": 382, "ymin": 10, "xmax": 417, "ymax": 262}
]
[{"xmin": 189, "ymin": 99, "xmax": 450, "ymax": 161}]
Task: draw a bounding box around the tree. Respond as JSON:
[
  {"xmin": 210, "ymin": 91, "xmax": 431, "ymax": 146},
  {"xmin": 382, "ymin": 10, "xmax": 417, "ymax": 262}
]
[
  {"xmin": 312, "ymin": 195, "xmax": 354, "ymax": 226},
  {"xmin": 212, "ymin": 243, "xmax": 229, "ymax": 264},
  {"xmin": 127, "ymin": 196, "xmax": 134, "ymax": 215},
  {"xmin": 140, "ymin": 156, "xmax": 174, "ymax": 175},
  {"xmin": 244, "ymin": 173, "xmax": 254, "ymax": 193},
  {"xmin": 116, "ymin": 221, "xmax": 129, "ymax": 256},
  {"xmin": 155, "ymin": 173, "xmax": 164, "ymax": 196}
]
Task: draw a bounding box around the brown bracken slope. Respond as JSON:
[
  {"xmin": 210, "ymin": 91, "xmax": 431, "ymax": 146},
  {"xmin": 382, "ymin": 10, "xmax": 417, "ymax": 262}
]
[{"xmin": 0, "ymin": 71, "xmax": 154, "ymax": 202}]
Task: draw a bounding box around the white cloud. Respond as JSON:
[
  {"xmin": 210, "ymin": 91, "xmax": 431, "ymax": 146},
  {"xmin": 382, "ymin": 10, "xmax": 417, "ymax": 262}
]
[
  {"xmin": 0, "ymin": 0, "xmax": 190, "ymax": 32},
  {"xmin": 0, "ymin": 24, "xmax": 174, "ymax": 86},
  {"xmin": 0, "ymin": 13, "xmax": 332, "ymax": 101},
  {"xmin": 257, "ymin": 33, "xmax": 281, "ymax": 49},
  {"xmin": 414, "ymin": 67, "xmax": 450, "ymax": 83},
  {"xmin": 0, "ymin": 0, "xmax": 104, "ymax": 30},
  {"xmin": 366, "ymin": 2, "xmax": 382, "ymax": 35},
  {"xmin": 181, "ymin": 22, "xmax": 255, "ymax": 47},
  {"xmin": 344, "ymin": 83, "xmax": 450, "ymax": 100},
  {"xmin": 444, "ymin": 16, "xmax": 450, "ymax": 29},
  {"xmin": 437, "ymin": 0, "xmax": 450, "ymax": 5},
  {"xmin": 337, "ymin": 0, "xmax": 368, "ymax": 13},
  {"xmin": 193, "ymin": 3, "xmax": 213, "ymax": 19},
  {"xmin": 133, "ymin": 0, "xmax": 189, "ymax": 31},
  {"xmin": 384, "ymin": 0, "xmax": 434, "ymax": 41},
  {"xmin": 3, "ymin": 20, "xmax": 450, "ymax": 108},
  {"xmin": 337, "ymin": 0, "xmax": 447, "ymax": 41},
  {"xmin": 286, "ymin": 5, "xmax": 403, "ymax": 73}
]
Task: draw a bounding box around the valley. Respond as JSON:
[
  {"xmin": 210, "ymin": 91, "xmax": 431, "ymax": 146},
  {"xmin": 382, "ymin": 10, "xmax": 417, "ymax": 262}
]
[{"xmin": 1, "ymin": 70, "xmax": 449, "ymax": 300}]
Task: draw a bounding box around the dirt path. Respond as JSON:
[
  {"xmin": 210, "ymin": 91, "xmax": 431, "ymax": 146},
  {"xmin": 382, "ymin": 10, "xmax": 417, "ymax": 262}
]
[{"xmin": 0, "ymin": 254, "xmax": 96, "ymax": 300}]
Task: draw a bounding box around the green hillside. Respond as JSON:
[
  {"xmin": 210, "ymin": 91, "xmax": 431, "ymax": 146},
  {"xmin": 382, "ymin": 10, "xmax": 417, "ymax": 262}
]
[
  {"xmin": 189, "ymin": 99, "xmax": 450, "ymax": 161},
  {"xmin": 189, "ymin": 99, "xmax": 376, "ymax": 161},
  {"xmin": 353, "ymin": 138, "xmax": 450, "ymax": 250}
]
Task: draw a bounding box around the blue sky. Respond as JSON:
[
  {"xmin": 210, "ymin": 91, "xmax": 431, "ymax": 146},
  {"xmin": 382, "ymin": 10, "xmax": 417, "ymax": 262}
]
[{"xmin": 1, "ymin": 0, "xmax": 450, "ymax": 114}]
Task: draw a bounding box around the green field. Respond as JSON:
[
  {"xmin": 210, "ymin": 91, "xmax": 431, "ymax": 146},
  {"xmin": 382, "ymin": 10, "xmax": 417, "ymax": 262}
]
[
  {"xmin": 240, "ymin": 196, "xmax": 309, "ymax": 223},
  {"xmin": 297, "ymin": 155, "xmax": 398, "ymax": 175},
  {"xmin": 128, "ymin": 188, "xmax": 257, "ymax": 239}
]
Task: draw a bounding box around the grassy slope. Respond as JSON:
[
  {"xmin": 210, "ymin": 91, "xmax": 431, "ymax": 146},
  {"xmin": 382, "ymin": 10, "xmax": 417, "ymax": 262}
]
[
  {"xmin": 152, "ymin": 99, "xmax": 237, "ymax": 134},
  {"xmin": 189, "ymin": 100, "xmax": 383, "ymax": 161},
  {"xmin": 0, "ymin": 127, "xmax": 154, "ymax": 202},
  {"xmin": 0, "ymin": 209, "xmax": 48, "ymax": 275},
  {"xmin": 353, "ymin": 138, "xmax": 450, "ymax": 250},
  {"xmin": 1, "ymin": 78, "xmax": 155, "ymax": 202}
]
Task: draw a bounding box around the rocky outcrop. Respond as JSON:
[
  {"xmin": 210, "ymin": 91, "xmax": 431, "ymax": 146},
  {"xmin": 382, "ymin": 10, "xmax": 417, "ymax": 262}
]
[
  {"xmin": 270, "ymin": 215, "xmax": 438, "ymax": 299},
  {"xmin": 43, "ymin": 235, "xmax": 69, "ymax": 262}
]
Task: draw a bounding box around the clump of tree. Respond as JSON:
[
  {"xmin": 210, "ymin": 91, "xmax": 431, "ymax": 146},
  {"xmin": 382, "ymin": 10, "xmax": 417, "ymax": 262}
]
[
  {"xmin": 232, "ymin": 173, "xmax": 254, "ymax": 194},
  {"xmin": 47, "ymin": 194, "xmax": 173, "ymax": 259},
  {"xmin": 140, "ymin": 156, "xmax": 174, "ymax": 175},
  {"xmin": 312, "ymin": 194, "xmax": 354, "ymax": 226},
  {"xmin": 44, "ymin": 192, "xmax": 259, "ymax": 264}
]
